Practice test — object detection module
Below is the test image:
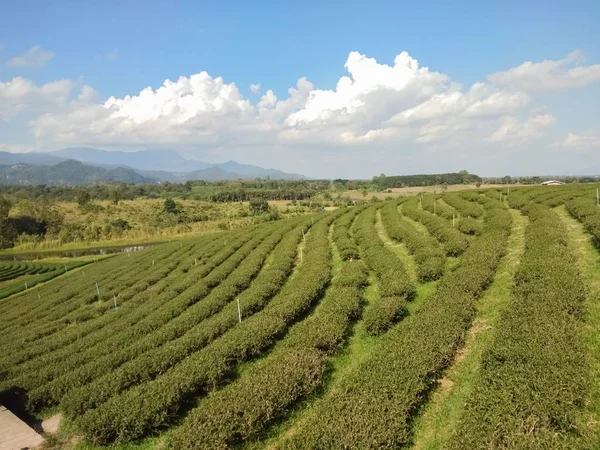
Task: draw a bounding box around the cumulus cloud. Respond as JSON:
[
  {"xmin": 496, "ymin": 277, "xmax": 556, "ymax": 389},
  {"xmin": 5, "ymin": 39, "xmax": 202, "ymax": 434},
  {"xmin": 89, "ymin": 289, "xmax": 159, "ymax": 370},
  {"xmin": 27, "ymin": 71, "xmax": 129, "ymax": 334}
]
[
  {"xmin": 10, "ymin": 48, "xmax": 597, "ymax": 175},
  {"xmin": 7, "ymin": 45, "xmax": 55, "ymax": 67},
  {"xmin": 552, "ymin": 130, "xmax": 600, "ymax": 149},
  {"xmin": 490, "ymin": 113, "xmax": 556, "ymax": 142},
  {"xmin": 488, "ymin": 50, "xmax": 600, "ymax": 91},
  {"xmin": 0, "ymin": 77, "xmax": 81, "ymax": 120}
]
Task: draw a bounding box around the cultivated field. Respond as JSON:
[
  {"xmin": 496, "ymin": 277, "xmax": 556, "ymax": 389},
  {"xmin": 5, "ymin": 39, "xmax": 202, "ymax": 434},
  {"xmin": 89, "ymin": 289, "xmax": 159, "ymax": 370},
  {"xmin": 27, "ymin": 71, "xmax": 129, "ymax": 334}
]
[{"xmin": 0, "ymin": 185, "xmax": 599, "ymax": 449}]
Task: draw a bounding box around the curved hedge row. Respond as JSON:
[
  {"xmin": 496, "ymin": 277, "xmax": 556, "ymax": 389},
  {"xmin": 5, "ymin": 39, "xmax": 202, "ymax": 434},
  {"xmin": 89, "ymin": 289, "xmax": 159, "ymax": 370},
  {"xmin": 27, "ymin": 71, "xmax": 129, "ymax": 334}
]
[
  {"xmin": 566, "ymin": 197, "xmax": 600, "ymax": 246},
  {"xmin": 59, "ymin": 218, "xmax": 310, "ymax": 418},
  {"xmin": 457, "ymin": 216, "xmax": 482, "ymax": 235},
  {"xmin": 282, "ymin": 203, "xmax": 511, "ymax": 449},
  {"xmin": 168, "ymin": 257, "xmax": 368, "ymax": 449},
  {"xmin": 403, "ymin": 198, "xmax": 469, "ymax": 256},
  {"xmin": 1, "ymin": 227, "xmax": 264, "ymax": 386},
  {"xmin": 380, "ymin": 202, "xmax": 445, "ymax": 282},
  {"xmin": 74, "ymin": 210, "xmax": 341, "ymax": 444},
  {"xmin": 26, "ymin": 221, "xmax": 301, "ymax": 410},
  {"xmin": 421, "ymin": 194, "xmax": 455, "ymax": 220},
  {"xmin": 0, "ymin": 236, "xmax": 213, "ymax": 333},
  {"xmin": 443, "ymin": 193, "xmax": 484, "ymax": 218},
  {"xmin": 354, "ymin": 206, "xmax": 414, "ymax": 335},
  {"xmin": 332, "ymin": 206, "xmax": 365, "ymax": 260},
  {"xmin": 0, "ymin": 238, "xmax": 215, "ymax": 351},
  {"xmin": 0, "ymin": 260, "xmax": 91, "ymax": 300},
  {"xmin": 449, "ymin": 203, "xmax": 590, "ymax": 449}
]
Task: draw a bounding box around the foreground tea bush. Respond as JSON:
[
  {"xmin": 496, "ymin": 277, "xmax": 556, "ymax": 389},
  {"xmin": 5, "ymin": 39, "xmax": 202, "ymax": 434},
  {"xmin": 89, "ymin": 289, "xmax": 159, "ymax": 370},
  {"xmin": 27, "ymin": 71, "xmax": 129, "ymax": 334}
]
[
  {"xmin": 421, "ymin": 194, "xmax": 455, "ymax": 220},
  {"xmin": 566, "ymin": 197, "xmax": 600, "ymax": 246},
  {"xmin": 353, "ymin": 206, "xmax": 414, "ymax": 335},
  {"xmin": 61, "ymin": 218, "xmax": 309, "ymax": 418},
  {"xmin": 11, "ymin": 227, "xmax": 272, "ymax": 403},
  {"xmin": 449, "ymin": 203, "xmax": 590, "ymax": 449},
  {"xmin": 443, "ymin": 193, "xmax": 484, "ymax": 218},
  {"xmin": 282, "ymin": 203, "xmax": 511, "ymax": 449},
  {"xmin": 380, "ymin": 201, "xmax": 445, "ymax": 282},
  {"xmin": 168, "ymin": 256, "xmax": 367, "ymax": 449},
  {"xmin": 75, "ymin": 211, "xmax": 341, "ymax": 444},
  {"xmin": 403, "ymin": 198, "xmax": 469, "ymax": 256}
]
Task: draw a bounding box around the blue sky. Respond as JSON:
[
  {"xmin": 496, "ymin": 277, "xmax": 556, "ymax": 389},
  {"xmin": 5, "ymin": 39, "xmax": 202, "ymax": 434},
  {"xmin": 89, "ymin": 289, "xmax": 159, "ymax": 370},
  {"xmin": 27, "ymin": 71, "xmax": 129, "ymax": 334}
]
[{"xmin": 0, "ymin": 0, "xmax": 599, "ymax": 177}]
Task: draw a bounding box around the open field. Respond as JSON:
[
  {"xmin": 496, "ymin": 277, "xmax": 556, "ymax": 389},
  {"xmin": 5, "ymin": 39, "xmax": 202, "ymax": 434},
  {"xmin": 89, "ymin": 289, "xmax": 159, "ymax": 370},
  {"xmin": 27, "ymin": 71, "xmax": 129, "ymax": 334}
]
[
  {"xmin": 343, "ymin": 183, "xmax": 519, "ymax": 200},
  {"xmin": 0, "ymin": 184, "xmax": 599, "ymax": 449}
]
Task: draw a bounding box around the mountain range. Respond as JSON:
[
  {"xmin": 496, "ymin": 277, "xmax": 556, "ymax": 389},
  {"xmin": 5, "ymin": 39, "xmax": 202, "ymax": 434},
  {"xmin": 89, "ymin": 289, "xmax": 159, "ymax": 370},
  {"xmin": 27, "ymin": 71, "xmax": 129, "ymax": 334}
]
[{"xmin": 0, "ymin": 148, "xmax": 307, "ymax": 186}]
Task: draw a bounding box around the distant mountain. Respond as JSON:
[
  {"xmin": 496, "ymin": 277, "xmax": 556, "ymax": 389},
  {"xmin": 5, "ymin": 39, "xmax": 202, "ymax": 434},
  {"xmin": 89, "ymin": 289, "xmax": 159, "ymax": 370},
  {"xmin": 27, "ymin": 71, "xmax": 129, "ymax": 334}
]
[
  {"xmin": 49, "ymin": 148, "xmax": 306, "ymax": 179},
  {"xmin": 0, "ymin": 151, "xmax": 64, "ymax": 166},
  {"xmin": 51, "ymin": 148, "xmax": 211, "ymax": 173},
  {"xmin": 185, "ymin": 166, "xmax": 246, "ymax": 181},
  {"xmin": 0, "ymin": 160, "xmax": 151, "ymax": 186},
  {"xmin": 0, "ymin": 148, "xmax": 308, "ymax": 182},
  {"xmin": 216, "ymin": 160, "xmax": 306, "ymax": 180}
]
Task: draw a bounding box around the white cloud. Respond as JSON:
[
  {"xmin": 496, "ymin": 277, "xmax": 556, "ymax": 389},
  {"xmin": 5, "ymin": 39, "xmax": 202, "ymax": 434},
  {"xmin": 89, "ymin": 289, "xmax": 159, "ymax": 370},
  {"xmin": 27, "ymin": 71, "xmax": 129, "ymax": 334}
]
[
  {"xmin": 10, "ymin": 48, "xmax": 598, "ymax": 176},
  {"xmin": 257, "ymin": 89, "xmax": 277, "ymax": 108},
  {"xmin": 7, "ymin": 45, "xmax": 55, "ymax": 67},
  {"xmin": 0, "ymin": 143, "xmax": 35, "ymax": 153},
  {"xmin": 552, "ymin": 130, "xmax": 600, "ymax": 149},
  {"xmin": 0, "ymin": 77, "xmax": 80, "ymax": 120},
  {"xmin": 98, "ymin": 48, "xmax": 119, "ymax": 61},
  {"xmin": 488, "ymin": 50, "xmax": 600, "ymax": 91},
  {"xmin": 490, "ymin": 113, "xmax": 556, "ymax": 142}
]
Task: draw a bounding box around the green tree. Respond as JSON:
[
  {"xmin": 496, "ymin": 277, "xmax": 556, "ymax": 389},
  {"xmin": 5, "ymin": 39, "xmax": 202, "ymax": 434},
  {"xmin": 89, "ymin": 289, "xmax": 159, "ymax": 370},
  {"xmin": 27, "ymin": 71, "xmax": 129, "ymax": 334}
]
[
  {"xmin": 0, "ymin": 221, "xmax": 17, "ymax": 249},
  {"xmin": 109, "ymin": 187, "xmax": 120, "ymax": 205},
  {"xmin": 0, "ymin": 196, "xmax": 15, "ymax": 248},
  {"xmin": 249, "ymin": 197, "xmax": 270, "ymax": 215},
  {"xmin": 459, "ymin": 169, "xmax": 470, "ymax": 184},
  {"xmin": 163, "ymin": 198, "xmax": 179, "ymax": 214},
  {"xmin": 76, "ymin": 190, "xmax": 91, "ymax": 207},
  {"xmin": 0, "ymin": 196, "xmax": 10, "ymax": 220}
]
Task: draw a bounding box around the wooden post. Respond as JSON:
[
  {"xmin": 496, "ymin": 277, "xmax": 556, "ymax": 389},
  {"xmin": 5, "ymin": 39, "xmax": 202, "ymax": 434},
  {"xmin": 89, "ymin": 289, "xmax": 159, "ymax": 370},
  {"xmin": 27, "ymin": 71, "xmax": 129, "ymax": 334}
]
[
  {"xmin": 25, "ymin": 282, "xmax": 28, "ymax": 290},
  {"xmin": 195, "ymin": 258, "xmax": 198, "ymax": 266},
  {"xmin": 237, "ymin": 298, "xmax": 242, "ymax": 323},
  {"xmin": 95, "ymin": 282, "xmax": 100, "ymax": 297},
  {"xmin": 113, "ymin": 295, "xmax": 118, "ymax": 312}
]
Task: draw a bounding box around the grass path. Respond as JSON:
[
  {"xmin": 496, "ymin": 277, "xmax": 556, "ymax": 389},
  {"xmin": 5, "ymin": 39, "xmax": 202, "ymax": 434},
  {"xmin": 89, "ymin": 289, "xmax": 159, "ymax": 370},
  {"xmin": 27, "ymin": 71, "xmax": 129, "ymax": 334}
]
[
  {"xmin": 555, "ymin": 205, "xmax": 600, "ymax": 445},
  {"xmin": 410, "ymin": 208, "xmax": 528, "ymax": 450}
]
